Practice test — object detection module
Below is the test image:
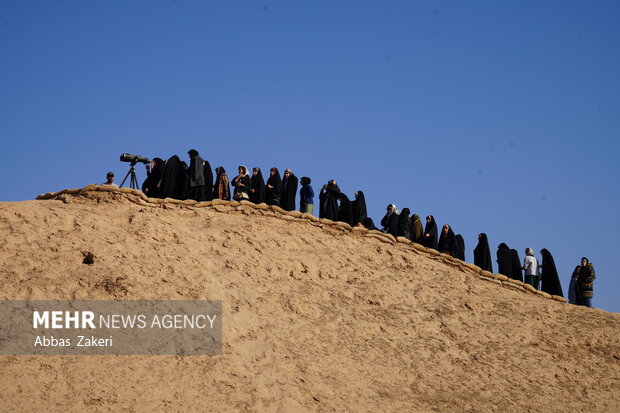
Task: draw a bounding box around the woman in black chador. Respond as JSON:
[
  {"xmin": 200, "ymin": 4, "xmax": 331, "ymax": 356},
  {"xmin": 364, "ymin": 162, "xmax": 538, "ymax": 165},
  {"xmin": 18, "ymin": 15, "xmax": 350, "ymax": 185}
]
[
  {"xmin": 473, "ymin": 233, "xmax": 493, "ymax": 272},
  {"xmin": 142, "ymin": 157, "xmax": 164, "ymax": 198},
  {"xmin": 249, "ymin": 167, "xmax": 266, "ymax": 204},
  {"xmin": 187, "ymin": 149, "xmax": 207, "ymax": 202},
  {"xmin": 510, "ymin": 249, "xmax": 523, "ymax": 282},
  {"xmin": 319, "ymin": 180, "xmax": 340, "ymax": 220},
  {"xmin": 540, "ymin": 248, "xmax": 564, "ymax": 297},
  {"xmin": 410, "ymin": 214, "xmax": 424, "ymax": 243},
  {"xmin": 455, "ymin": 234, "xmax": 465, "ymax": 261},
  {"xmin": 280, "ymin": 169, "xmax": 299, "ymax": 211},
  {"xmin": 381, "ymin": 204, "xmax": 399, "ymax": 237},
  {"xmin": 437, "ymin": 224, "xmax": 457, "ymax": 257},
  {"xmin": 397, "ymin": 208, "xmax": 412, "ymax": 239},
  {"xmin": 350, "ymin": 191, "xmax": 368, "ymax": 227},
  {"xmin": 337, "ymin": 192, "xmax": 352, "ymax": 224},
  {"xmin": 265, "ymin": 167, "xmax": 282, "ymax": 206},
  {"xmin": 422, "ymin": 215, "xmax": 438, "ymax": 250},
  {"xmin": 496, "ymin": 243, "xmax": 513, "ymax": 277},
  {"xmin": 159, "ymin": 155, "xmax": 187, "ymax": 200}
]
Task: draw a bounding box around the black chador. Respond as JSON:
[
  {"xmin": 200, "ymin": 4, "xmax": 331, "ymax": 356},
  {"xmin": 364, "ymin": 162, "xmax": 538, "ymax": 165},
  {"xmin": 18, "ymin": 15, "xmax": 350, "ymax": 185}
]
[
  {"xmin": 319, "ymin": 181, "xmax": 340, "ymax": 221},
  {"xmin": 142, "ymin": 157, "xmax": 164, "ymax": 198},
  {"xmin": 280, "ymin": 169, "xmax": 299, "ymax": 211},
  {"xmin": 437, "ymin": 225, "xmax": 457, "ymax": 257},
  {"xmin": 249, "ymin": 167, "xmax": 265, "ymax": 204},
  {"xmin": 473, "ymin": 233, "xmax": 493, "ymax": 272},
  {"xmin": 380, "ymin": 205, "xmax": 399, "ymax": 237},
  {"xmin": 540, "ymin": 249, "xmax": 564, "ymax": 297},
  {"xmin": 397, "ymin": 208, "xmax": 412, "ymax": 239},
  {"xmin": 159, "ymin": 155, "xmax": 187, "ymax": 200},
  {"xmin": 422, "ymin": 215, "xmax": 438, "ymax": 250},
  {"xmin": 350, "ymin": 191, "xmax": 368, "ymax": 226},
  {"xmin": 496, "ymin": 243, "xmax": 513, "ymax": 277},
  {"xmin": 265, "ymin": 167, "xmax": 282, "ymax": 206},
  {"xmin": 410, "ymin": 214, "xmax": 424, "ymax": 243},
  {"xmin": 187, "ymin": 149, "xmax": 207, "ymax": 202},
  {"xmin": 455, "ymin": 234, "xmax": 465, "ymax": 261},
  {"xmin": 510, "ymin": 249, "xmax": 523, "ymax": 282},
  {"xmin": 203, "ymin": 158, "xmax": 214, "ymax": 201},
  {"xmin": 337, "ymin": 192, "xmax": 352, "ymax": 224}
]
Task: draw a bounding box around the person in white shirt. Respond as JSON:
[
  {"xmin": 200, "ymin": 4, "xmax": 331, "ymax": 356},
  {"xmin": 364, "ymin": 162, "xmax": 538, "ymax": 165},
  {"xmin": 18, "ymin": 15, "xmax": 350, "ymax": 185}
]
[{"xmin": 523, "ymin": 247, "xmax": 538, "ymax": 289}]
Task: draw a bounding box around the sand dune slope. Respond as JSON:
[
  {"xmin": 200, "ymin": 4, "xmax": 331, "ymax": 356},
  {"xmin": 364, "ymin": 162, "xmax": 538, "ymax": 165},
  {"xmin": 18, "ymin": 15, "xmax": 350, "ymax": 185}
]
[{"xmin": 0, "ymin": 191, "xmax": 618, "ymax": 412}]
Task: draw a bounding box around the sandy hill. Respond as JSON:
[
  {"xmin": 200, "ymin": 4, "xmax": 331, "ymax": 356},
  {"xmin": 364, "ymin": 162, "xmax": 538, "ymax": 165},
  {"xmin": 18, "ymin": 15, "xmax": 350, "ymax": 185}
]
[{"xmin": 0, "ymin": 188, "xmax": 619, "ymax": 413}]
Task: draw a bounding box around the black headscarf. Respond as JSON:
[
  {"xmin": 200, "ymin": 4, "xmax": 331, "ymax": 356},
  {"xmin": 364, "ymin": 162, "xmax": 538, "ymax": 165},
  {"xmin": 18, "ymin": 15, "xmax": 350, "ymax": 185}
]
[
  {"xmin": 455, "ymin": 234, "xmax": 465, "ymax": 261},
  {"xmin": 437, "ymin": 225, "xmax": 457, "ymax": 257},
  {"xmin": 250, "ymin": 167, "xmax": 266, "ymax": 204},
  {"xmin": 540, "ymin": 248, "xmax": 564, "ymax": 297},
  {"xmin": 496, "ymin": 243, "xmax": 513, "ymax": 277},
  {"xmin": 350, "ymin": 191, "xmax": 368, "ymax": 227},
  {"xmin": 141, "ymin": 157, "xmax": 164, "ymax": 198},
  {"xmin": 213, "ymin": 166, "xmax": 230, "ymax": 200},
  {"xmin": 397, "ymin": 208, "xmax": 412, "ymax": 239},
  {"xmin": 280, "ymin": 170, "xmax": 299, "ymax": 211},
  {"xmin": 423, "ymin": 215, "xmax": 438, "ymax": 250},
  {"xmin": 510, "ymin": 249, "xmax": 523, "ymax": 282},
  {"xmin": 265, "ymin": 168, "xmax": 282, "ymax": 206},
  {"xmin": 337, "ymin": 192, "xmax": 353, "ymax": 223},
  {"xmin": 319, "ymin": 181, "xmax": 340, "ymax": 220},
  {"xmin": 159, "ymin": 155, "xmax": 187, "ymax": 200},
  {"xmin": 363, "ymin": 217, "xmax": 378, "ymax": 231},
  {"xmin": 473, "ymin": 233, "xmax": 493, "ymax": 272}
]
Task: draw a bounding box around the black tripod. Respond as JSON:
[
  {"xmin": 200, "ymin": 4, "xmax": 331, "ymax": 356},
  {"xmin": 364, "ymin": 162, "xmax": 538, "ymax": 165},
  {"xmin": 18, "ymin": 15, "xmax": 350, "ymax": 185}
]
[{"xmin": 120, "ymin": 161, "xmax": 140, "ymax": 189}]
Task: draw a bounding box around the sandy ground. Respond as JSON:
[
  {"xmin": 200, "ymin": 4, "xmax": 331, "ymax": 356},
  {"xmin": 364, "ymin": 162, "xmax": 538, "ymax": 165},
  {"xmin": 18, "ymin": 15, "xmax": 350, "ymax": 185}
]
[{"xmin": 0, "ymin": 191, "xmax": 618, "ymax": 412}]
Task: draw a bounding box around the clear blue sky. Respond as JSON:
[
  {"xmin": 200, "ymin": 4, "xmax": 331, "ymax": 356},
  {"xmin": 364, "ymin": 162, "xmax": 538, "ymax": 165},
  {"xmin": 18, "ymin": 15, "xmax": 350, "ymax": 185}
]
[{"xmin": 1, "ymin": 1, "xmax": 618, "ymax": 312}]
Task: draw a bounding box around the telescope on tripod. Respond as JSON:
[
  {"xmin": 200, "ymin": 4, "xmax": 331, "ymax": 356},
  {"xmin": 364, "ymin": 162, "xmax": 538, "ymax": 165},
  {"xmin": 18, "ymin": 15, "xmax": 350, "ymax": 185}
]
[{"xmin": 119, "ymin": 153, "xmax": 150, "ymax": 189}]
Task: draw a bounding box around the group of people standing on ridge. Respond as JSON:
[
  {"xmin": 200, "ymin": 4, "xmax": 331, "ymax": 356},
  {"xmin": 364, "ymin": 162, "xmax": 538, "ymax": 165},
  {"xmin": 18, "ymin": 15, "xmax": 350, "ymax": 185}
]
[{"xmin": 105, "ymin": 149, "xmax": 597, "ymax": 308}]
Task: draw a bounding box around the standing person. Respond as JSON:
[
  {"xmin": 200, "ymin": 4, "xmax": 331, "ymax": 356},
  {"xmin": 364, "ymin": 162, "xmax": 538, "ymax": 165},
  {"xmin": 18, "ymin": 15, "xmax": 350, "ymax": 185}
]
[
  {"xmin": 410, "ymin": 214, "xmax": 424, "ymax": 243},
  {"xmin": 397, "ymin": 208, "xmax": 412, "ymax": 239},
  {"xmin": 142, "ymin": 158, "xmax": 164, "ymax": 198},
  {"xmin": 510, "ymin": 249, "xmax": 523, "ymax": 282},
  {"xmin": 319, "ymin": 179, "xmax": 340, "ymax": 220},
  {"xmin": 577, "ymin": 257, "xmax": 595, "ymax": 307},
  {"xmin": 474, "ymin": 233, "xmax": 493, "ymax": 272},
  {"xmin": 280, "ymin": 169, "xmax": 299, "ymax": 211},
  {"xmin": 496, "ymin": 243, "xmax": 513, "ymax": 277},
  {"xmin": 350, "ymin": 191, "xmax": 368, "ymax": 227},
  {"xmin": 203, "ymin": 156, "xmax": 214, "ymax": 201},
  {"xmin": 455, "ymin": 234, "xmax": 465, "ymax": 261},
  {"xmin": 381, "ymin": 204, "xmax": 399, "ymax": 237},
  {"xmin": 422, "ymin": 215, "xmax": 438, "ymax": 250},
  {"xmin": 337, "ymin": 192, "xmax": 353, "ymax": 223},
  {"xmin": 299, "ymin": 177, "xmax": 314, "ymax": 215},
  {"xmin": 437, "ymin": 224, "xmax": 457, "ymax": 256},
  {"xmin": 539, "ymin": 248, "xmax": 564, "ymax": 297},
  {"xmin": 568, "ymin": 265, "xmax": 580, "ymax": 305},
  {"xmin": 159, "ymin": 155, "xmax": 187, "ymax": 200},
  {"xmin": 187, "ymin": 149, "xmax": 206, "ymax": 201},
  {"xmin": 265, "ymin": 167, "xmax": 282, "ymax": 206},
  {"xmin": 231, "ymin": 165, "xmax": 251, "ymax": 201},
  {"xmin": 213, "ymin": 166, "xmax": 230, "ymax": 200},
  {"xmin": 523, "ymin": 247, "xmax": 538, "ymax": 289},
  {"xmin": 249, "ymin": 167, "xmax": 265, "ymax": 204}
]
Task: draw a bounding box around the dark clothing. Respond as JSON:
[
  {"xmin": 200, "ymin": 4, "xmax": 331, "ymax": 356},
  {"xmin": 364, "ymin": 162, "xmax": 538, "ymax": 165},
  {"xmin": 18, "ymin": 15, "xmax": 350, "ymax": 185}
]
[
  {"xmin": 187, "ymin": 155, "xmax": 207, "ymax": 201},
  {"xmin": 337, "ymin": 193, "xmax": 353, "ymax": 223},
  {"xmin": 159, "ymin": 155, "xmax": 187, "ymax": 200},
  {"xmin": 577, "ymin": 263, "xmax": 595, "ymax": 306},
  {"xmin": 231, "ymin": 175, "xmax": 251, "ymax": 200},
  {"xmin": 497, "ymin": 243, "xmax": 513, "ymax": 277},
  {"xmin": 455, "ymin": 235, "xmax": 465, "ymax": 261},
  {"xmin": 213, "ymin": 167, "xmax": 230, "ymax": 201},
  {"xmin": 363, "ymin": 217, "xmax": 378, "ymax": 231},
  {"xmin": 473, "ymin": 233, "xmax": 493, "ymax": 272},
  {"xmin": 411, "ymin": 214, "xmax": 424, "ymax": 243},
  {"xmin": 300, "ymin": 184, "xmax": 314, "ymax": 210},
  {"xmin": 249, "ymin": 169, "xmax": 266, "ymax": 204},
  {"xmin": 437, "ymin": 227, "xmax": 457, "ymax": 256},
  {"xmin": 540, "ymin": 248, "xmax": 564, "ymax": 297},
  {"xmin": 265, "ymin": 170, "xmax": 282, "ymax": 206},
  {"xmin": 280, "ymin": 173, "xmax": 299, "ymax": 211},
  {"xmin": 141, "ymin": 158, "xmax": 164, "ymax": 198},
  {"xmin": 319, "ymin": 184, "xmax": 340, "ymax": 221},
  {"xmin": 203, "ymin": 160, "xmax": 214, "ymax": 201},
  {"xmin": 510, "ymin": 249, "xmax": 523, "ymax": 282},
  {"xmin": 381, "ymin": 212, "xmax": 399, "ymax": 237},
  {"xmin": 397, "ymin": 209, "xmax": 412, "ymax": 239},
  {"xmin": 351, "ymin": 191, "xmax": 368, "ymax": 227},
  {"xmin": 422, "ymin": 216, "xmax": 438, "ymax": 250}
]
